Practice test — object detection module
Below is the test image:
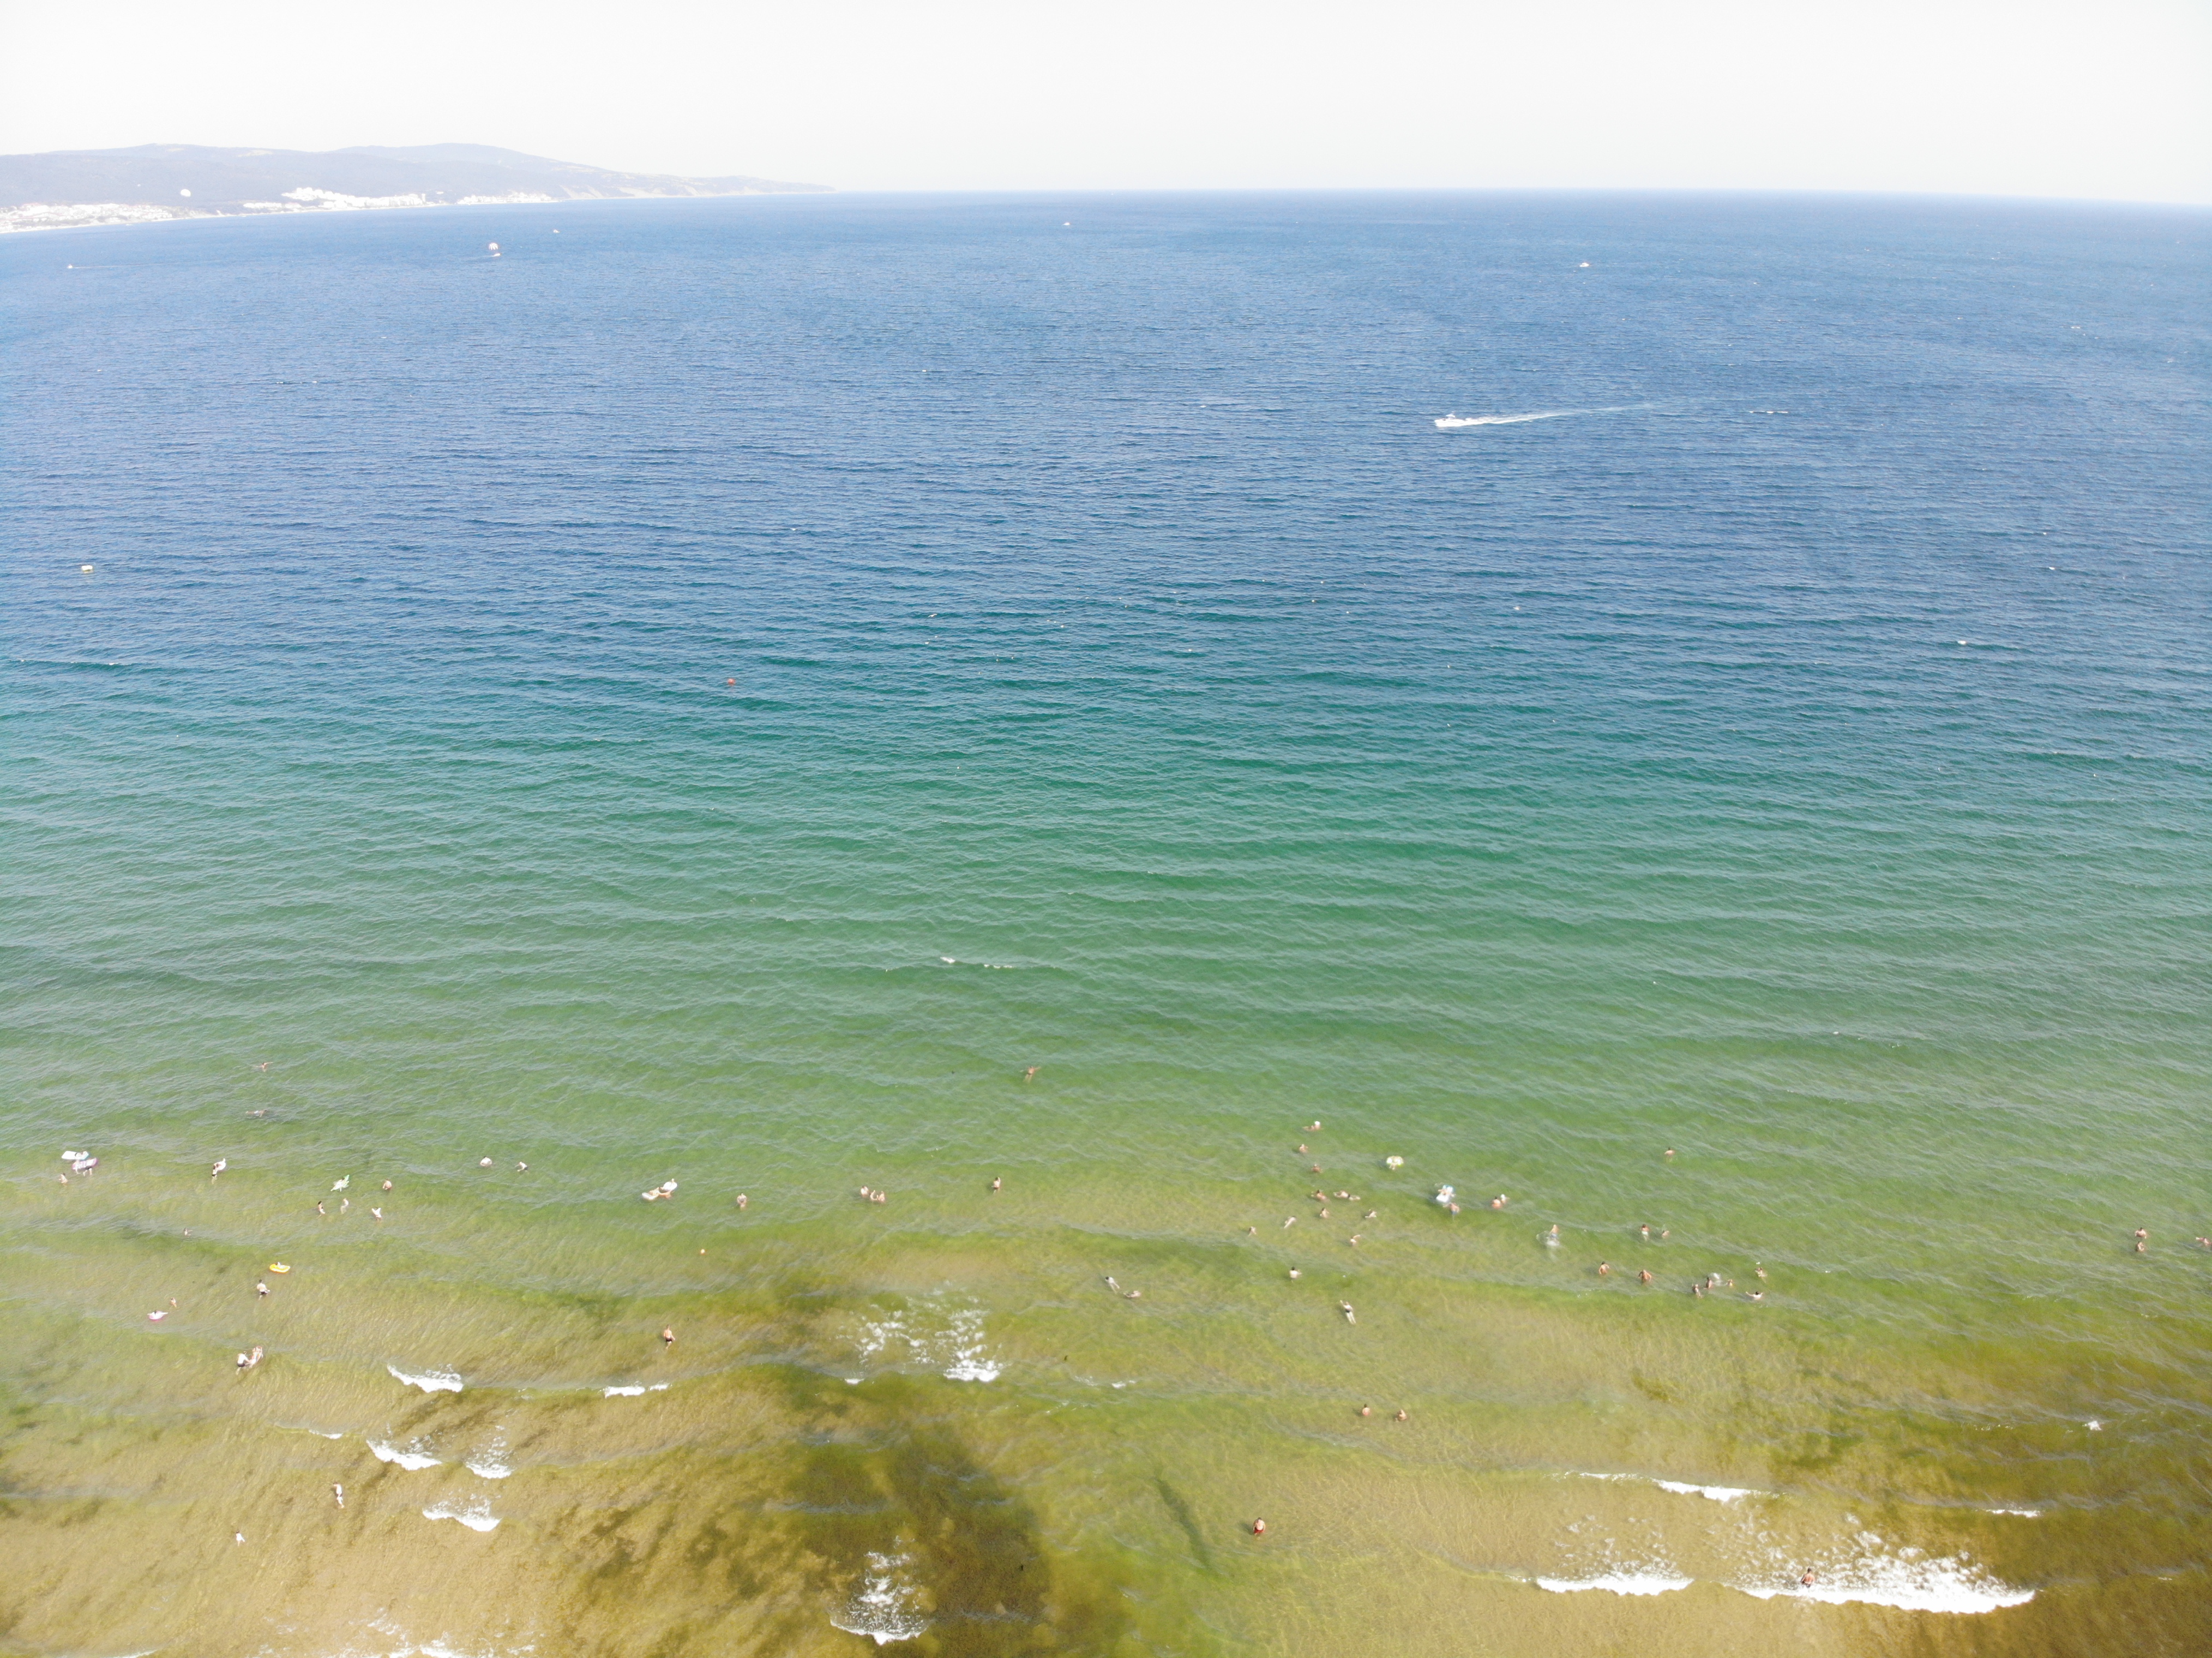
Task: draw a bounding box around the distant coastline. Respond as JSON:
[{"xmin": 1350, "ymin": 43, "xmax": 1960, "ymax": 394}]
[{"xmin": 0, "ymin": 141, "xmax": 828, "ymax": 234}]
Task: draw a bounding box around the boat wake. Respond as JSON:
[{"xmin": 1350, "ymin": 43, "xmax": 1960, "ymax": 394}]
[{"xmin": 1433, "ymin": 405, "xmax": 1643, "ymax": 430}]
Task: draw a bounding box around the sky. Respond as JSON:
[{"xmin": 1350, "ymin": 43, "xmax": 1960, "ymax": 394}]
[{"xmin": 2, "ymin": 0, "xmax": 2208, "ymax": 202}]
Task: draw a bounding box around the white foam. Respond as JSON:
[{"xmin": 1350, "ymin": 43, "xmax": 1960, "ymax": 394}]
[
  {"xmin": 1568, "ymin": 1469, "xmax": 1769, "ymax": 1503},
  {"xmin": 941, "ymin": 1305, "xmax": 1001, "ymax": 1382},
  {"xmin": 422, "ymin": 1496, "xmax": 500, "ymax": 1533},
  {"xmin": 1653, "ymin": 1479, "xmax": 1767, "ymax": 1503},
  {"xmin": 1987, "ymin": 1507, "xmax": 2041, "ymax": 1518},
  {"xmin": 602, "ymin": 1384, "xmax": 668, "ymax": 1397},
  {"xmin": 1730, "ymin": 1553, "xmax": 2033, "ymax": 1614},
  {"xmin": 1536, "ymin": 1572, "xmax": 1692, "ymax": 1596},
  {"xmin": 369, "ymin": 1439, "xmax": 442, "ymax": 1471},
  {"xmin": 857, "ymin": 1299, "xmax": 1001, "ymax": 1383},
  {"xmin": 831, "ymin": 1551, "xmax": 930, "ymax": 1645},
  {"xmin": 466, "ymin": 1433, "xmax": 512, "ymax": 1479},
  {"xmin": 388, "ymin": 1365, "xmax": 464, "ymax": 1394}
]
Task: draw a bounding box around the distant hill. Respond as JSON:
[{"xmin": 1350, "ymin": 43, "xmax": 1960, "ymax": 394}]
[{"xmin": 0, "ymin": 142, "xmax": 830, "ymax": 233}]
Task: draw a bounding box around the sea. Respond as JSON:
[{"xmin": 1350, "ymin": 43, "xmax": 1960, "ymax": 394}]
[{"xmin": 2, "ymin": 190, "xmax": 2207, "ymax": 1658}]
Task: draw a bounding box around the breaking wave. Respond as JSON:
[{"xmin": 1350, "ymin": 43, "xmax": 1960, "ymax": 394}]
[
  {"xmin": 857, "ymin": 1297, "xmax": 1002, "ymax": 1383},
  {"xmin": 388, "ymin": 1365, "xmax": 464, "ymax": 1394},
  {"xmin": 369, "ymin": 1438, "xmax": 441, "ymax": 1471},
  {"xmin": 831, "ymin": 1552, "xmax": 930, "ymax": 1645},
  {"xmin": 1536, "ymin": 1571, "xmax": 1692, "ymax": 1596},
  {"xmin": 1729, "ymin": 1535, "xmax": 2033, "ymax": 1613},
  {"xmin": 422, "ymin": 1495, "xmax": 500, "ymax": 1533}
]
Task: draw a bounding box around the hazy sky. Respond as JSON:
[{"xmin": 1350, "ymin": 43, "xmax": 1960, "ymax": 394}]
[{"xmin": 3, "ymin": 0, "xmax": 2207, "ymax": 202}]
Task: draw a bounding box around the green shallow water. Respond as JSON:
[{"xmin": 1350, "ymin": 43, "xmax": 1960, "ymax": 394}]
[{"xmin": 3, "ymin": 190, "xmax": 2209, "ymax": 1654}]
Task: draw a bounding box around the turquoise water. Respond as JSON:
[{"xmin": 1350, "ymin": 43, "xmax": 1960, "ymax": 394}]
[{"xmin": 3, "ymin": 192, "xmax": 2209, "ymax": 1656}]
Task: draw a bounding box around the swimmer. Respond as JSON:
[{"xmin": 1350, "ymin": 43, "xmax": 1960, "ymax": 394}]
[
  {"xmin": 256, "ymin": 1061, "xmax": 269, "ymax": 1072},
  {"xmin": 1245, "ymin": 1226, "xmax": 1257, "ymax": 1236},
  {"xmin": 339, "ymin": 1197, "xmax": 349, "ymax": 1213},
  {"xmin": 479, "ymin": 1158, "xmax": 492, "ymax": 1168},
  {"xmin": 991, "ymin": 1177, "xmax": 1002, "ymax": 1191},
  {"xmin": 1597, "ymin": 1261, "xmax": 1610, "ymax": 1277},
  {"xmin": 1365, "ymin": 1210, "xmax": 1377, "ymax": 1220},
  {"xmin": 1755, "ymin": 1265, "xmax": 1766, "ymax": 1281},
  {"xmin": 1692, "ymin": 1282, "xmax": 1704, "ymax": 1298},
  {"xmin": 516, "ymin": 1162, "xmax": 527, "ymax": 1172},
  {"xmin": 1490, "ymin": 1194, "xmax": 1507, "ymax": 1210},
  {"xmin": 1297, "ymin": 1144, "xmax": 1308, "ymax": 1154},
  {"xmin": 1638, "ymin": 1224, "xmax": 1650, "ymax": 1240},
  {"xmin": 1638, "ymin": 1269, "xmax": 1653, "ymax": 1284},
  {"xmin": 381, "ymin": 1180, "xmax": 393, "ymax": 1191},
  {"xmin": 211, "ymin": 1158, "xmax": 227, "ymax": 1180},
  {"xmin": 1348, "ymin": 1234, "xmax": 1362, "ymax": 1246},
  {"xmin": 250, "ymin": 1108, "xmax": 266, "ymax": 1116},
  {"xmin": 1665, "ymin": 1149, "xmax": 1675, "ymax": 1159},
  {"xmin": 257, "ymin": 1280, "xmax": 269, "ymax": 1297},
  {"xmin": 2197, "ymin": 1237, "xmax": 2211, "ymax": 1250},
  {"xmin": 333, "ymin": 1177, "xmax": 349, "ymax": 1192},
  {"xmin": 1123, "ymin": 1289, "xmax": 1141, "ymax": 1300},
  {"xmin": 661, "ymin": 1327, "xmax": 676, "ymax": 1347},
  {"xmin": 371, "ymin": 1206, "xmax": 383, "ymax": 1220},
  {"xmin": 736, "ymin": 1193, "xmax": 748, "ymax": 1208},
  {"xmin": 859, "ymin": 1187, "xmax": 873, "ymax": 1199},
  {"xmin": 1340, "ymin": 1302, "xmax": 1356, "ymax": 1323},
  {"xmin": 1024, "ymin": 1067, "xmax": 1038, "ymax": 1080},
  {"xmin": 870, "ymin": 1190, "xmax": 886, "ymax": 1204},
  {"xmin": 1359, "ymin": 1405, "xmax": 1371, "ymax": 1417},
  {"xmin": 1310, "ymin": 1164, "xmax": 1323, "ymax": 1174},
  {"xmin": 1318, "ymin": 1208, "xmax": 1329, "ymax": 1218},
  {"xmin": 1105, "ymin": 1276, "xmax": 1121, "ymax": 1292},
  {"xmin": 1252, "ymin": 1518, "xmax": 1266, "ymax": 1536},
  {"xmin": 315, "ymin": 1201, "xmax": 325, "ymax": 1216},
  {"xmin": 1545, "ymin": 1224, "xmax": 1560, "ymax": 1245},
  {"xmin": 2135, "ymin": 1238, "xmax": 2147, "ymax": 1254},
  {"xmin": 1448, "ymin": 1203, "xmax": 1461, "ymax": 1214},
  {"xmin": 1284, "ymin": 1217, "xmax": 1297, "ymax": 1228},
  {"xmin": 1659, "ymin": 1228, "xmax": 1669, "ymax": 1239},
  {"xmin": 1394, "ymin": 1409, "xmax": 1407, "ymax": 1421},
  {"xmin": 333, "ymin": 1483, "xmax": 345, "ymax": 1508},
  {"xmin": 1800, "ymin": 1570, "xmax": 1814, "ymax": 1588},
  {"xmin": 1384, "ymin": 1156, "xmax": 1404, "ymax": 1170},
  {"xmin": 1750, "ymin": 1290, "xmax": 1765, "ymax": 1302},
  {"xmin": 1289, "ymin": 1269, "xmax": 1301, "ymax": 1279},
  {"xmin": 1307, "ymin": 1121, "xmax": 1322, "ymax": 1132},
  {"xmin": 1335, "ymin": 1191, "xmax": 1349, "ymax": 1200}
]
